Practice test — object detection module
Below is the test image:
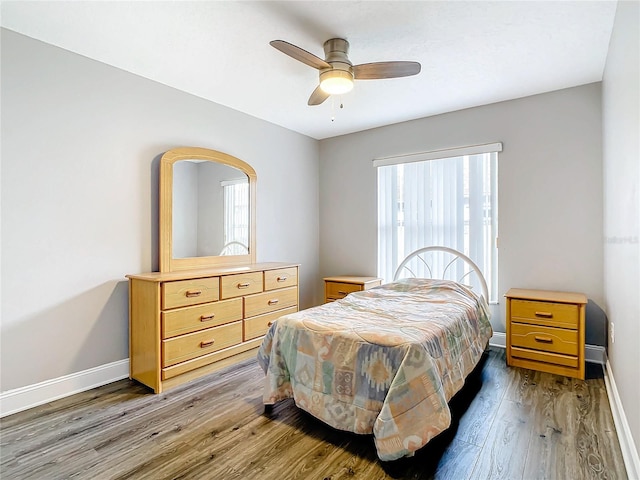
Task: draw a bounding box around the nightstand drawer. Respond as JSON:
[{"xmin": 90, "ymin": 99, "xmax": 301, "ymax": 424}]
[
  {"xmin": 510, "ymin": 322, "xmax": 578, "ymax": 356},
  {"xmin": 511, "ymin": 299, "xmax": 579, "ymax": 329},
  {"xmin": 510, "ymin": 346, "xmax": 579, "ymax": 369},
  {"xmin": 162, "ymin": 277, "xmax": 219, "ymax": 309},
  {"xmin": 326, "ymin": 282, "xmax": 362, "ymax": 300}
]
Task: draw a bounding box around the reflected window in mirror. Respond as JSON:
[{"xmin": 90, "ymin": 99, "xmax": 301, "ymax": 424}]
[
  {"xmin": 172, "ymin": 160, "xmax": 250, "ymax": 259},
  {"xmin": 222, "ymin": 179, "xmax": 249, "ymax": 255}
]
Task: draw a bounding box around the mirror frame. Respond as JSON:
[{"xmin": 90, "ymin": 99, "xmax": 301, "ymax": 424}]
[{"xmin": 159, "ymin": 147, "xmax": 257, "ymax": 272}]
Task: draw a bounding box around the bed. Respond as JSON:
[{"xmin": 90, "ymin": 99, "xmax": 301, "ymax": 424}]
[{"xmin": 256, "ymin": 247, "xmax": 493, "ymax": 461}]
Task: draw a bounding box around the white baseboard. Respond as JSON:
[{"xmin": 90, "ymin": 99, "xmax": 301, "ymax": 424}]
[
  {"xmin": 489, "ymin": 331, "xmax": 506, "ymax": 348},
  {"xmin": 0, "ymin": 359, "xmax": 129, "ymax": 418},
  {"xmin": 604, "ymin": 359, "xmax": 640, "ymax": 480},
  {"xmin": 585, "ymin": 344, "xmax": 607, "ymax": 365},
  {"xmin": 489, "ymin": 332, "xmax": 606, "ymax": 365}
]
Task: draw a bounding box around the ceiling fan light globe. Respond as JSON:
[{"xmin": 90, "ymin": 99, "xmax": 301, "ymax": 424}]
[{"xmin": 319, "ymin": 70, "xmax": 354, "ymax": 95}]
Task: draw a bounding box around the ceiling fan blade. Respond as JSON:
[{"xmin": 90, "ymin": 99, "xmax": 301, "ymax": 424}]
[
  {"xmin": 270, "ymin": 40, "xmax": 331, "ymax": 70},
  {"xmin": 308, "ymin": 85, "xmax": 330, "ymax": 106},
  {"xmin": 353, "ymin": 61, "xmax": 421, "ymax": 80}
]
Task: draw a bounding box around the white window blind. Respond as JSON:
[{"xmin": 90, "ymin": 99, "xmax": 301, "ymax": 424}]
[
  {"xmin": 376, "ymin": 144, "xmax": 499, "ymax": 302},
  {"xmin": 222, "ymin": 180, "xmax": 249, "ymax": 255}
]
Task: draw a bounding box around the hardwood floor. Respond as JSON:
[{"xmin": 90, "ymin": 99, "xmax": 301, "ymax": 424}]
[{"xmin": 0, "ymin": 348, "xmax": 627, "ymax": 479}]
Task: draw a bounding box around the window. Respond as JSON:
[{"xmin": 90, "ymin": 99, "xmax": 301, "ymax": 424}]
[
  {"xmin": 222, "ymin": 179, "xmax": 249, "ymax": 255},
  {"xmin": 376, "ymin": 144, "xmax": 499, "ymax": 302}
]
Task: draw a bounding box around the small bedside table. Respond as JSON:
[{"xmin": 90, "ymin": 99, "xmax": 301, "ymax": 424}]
[
  {"xmin": 505, "ymin": 288, "xmax": 587, "ymax": 380},
  {"xmin": 324, "ymin": 276, "xmax": 382, "ymax": 303}
]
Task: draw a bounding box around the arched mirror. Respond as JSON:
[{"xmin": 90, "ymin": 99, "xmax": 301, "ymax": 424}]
[{"xmin": 159, "ymin": 147, "xmax": 257, "ymax": 272}]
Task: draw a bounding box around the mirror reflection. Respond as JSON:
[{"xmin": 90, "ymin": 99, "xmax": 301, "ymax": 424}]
[{"xmin": 172, "ymin": 160, "xmax": 250, "ymax": 258}]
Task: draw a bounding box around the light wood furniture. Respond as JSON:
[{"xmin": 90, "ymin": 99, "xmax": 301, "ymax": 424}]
[
  {"xmin": 130, "ymin": 147, "xmax": 297, "ymax": 392},
  {"xmin": 159, "ymin": 147, "xmax": 257, "ymax": 272},
  {"xmin": 323, "ymin": 276, "xmax": 382, "ymax": 303},
  {"xmin": 127, "ymin": 262, "xmax": 298, "ymax": 393},
  {"xmin": 505, "ymin": 288, "xmax": 587, "ymax": 380}
]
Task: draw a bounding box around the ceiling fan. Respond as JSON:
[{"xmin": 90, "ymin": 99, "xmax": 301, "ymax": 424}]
[{"xmin": 270, "ymin": 38, "xmax": 421, "ymax": 106}]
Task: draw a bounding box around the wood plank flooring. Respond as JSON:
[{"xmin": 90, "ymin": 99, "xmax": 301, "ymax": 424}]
[{"xmin": 0, "ymin": 348, "xmax": 627, "ymax": 479}]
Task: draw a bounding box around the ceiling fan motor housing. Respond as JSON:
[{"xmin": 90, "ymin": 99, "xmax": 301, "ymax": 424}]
[{"xmin": 321, "ymin": 38, "xmax": 354, "ymax": 78}]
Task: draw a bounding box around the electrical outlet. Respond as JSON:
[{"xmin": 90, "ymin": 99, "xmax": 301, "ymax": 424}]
[{"xmin": 610, "ymin": 322, "xmax": 615, "ymax": 344}]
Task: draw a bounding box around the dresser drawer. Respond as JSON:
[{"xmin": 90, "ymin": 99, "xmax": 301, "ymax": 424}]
[
  {"xmin": 510, "ymin": 322, "xmax": 578, "ymax": 356},
  {"xmin": 326, "ymin": 282, "xmax": 361, "ymax": 300},
  {"xmin": 511, "ymin": 299, "xmax": 579, "ymax": 329},
  {"xmin": 162, "ymin": 277, "xmax": 219, "ymax": 309},
  {"xmin": 264, "ymin": 267, "xmax": 298, "ymax": 291},
  {"xmin": 162, "ymin": 298, "xmax": 242, "ymax": 339},
  {"xmin": 244, "ymin": 306, "xmax": 298, "ymax": 341},
  {"xmin": 244, "ymin": 287, "xmax": 298, "ymax": 318},
  {"xmin": 220, "ymin": 272, "xmax": 263, "ymax": 299},
  {"xmin": 162, "ymin": 321, "xmax": 242, "ymax": 367}
]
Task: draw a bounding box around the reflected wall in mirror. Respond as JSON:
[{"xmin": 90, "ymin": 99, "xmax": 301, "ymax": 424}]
[
  {"xmin": 172, "ymin": 161, "xmax": 249, "ymax": 258},
  {"xmin": 159, "ymin": 147, "xmax": 256, "ymax": 272}
]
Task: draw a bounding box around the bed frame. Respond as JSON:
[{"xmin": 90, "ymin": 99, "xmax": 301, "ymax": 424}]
[
  {"xmin": 393, "ymin": 245, "xmax": 489, "ymax": 302},
  {"xmin": 260, "ymin": 245, "xmax": 493, "ymax": 460}
]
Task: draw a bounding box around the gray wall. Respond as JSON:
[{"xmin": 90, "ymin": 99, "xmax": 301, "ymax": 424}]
[
  {"xmin": 1, "ymin": 29, "xmax": 320, "ymax": 392},
  {"xmin": 602, "ymin": 0, "xmax": 640, "ymax": 460},
  {"xmin": 319, "ymin": 83, "xmax": 604, "ymax": 333},
  {"xmin": 196, "ymin": 162, "xmax": 235, "ymax": 257},
  {"xmin": 172, "ymin": 161, "xmax": 199, "ymax": 257}
]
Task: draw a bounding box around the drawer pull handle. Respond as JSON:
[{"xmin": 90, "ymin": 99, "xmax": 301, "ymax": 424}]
[
  {"xmin": 237, "ymin": 282, "xmax": 250, "ymax": 289},
  {"xmin": 534, "ymin": 336, "xmax": 553, "ymax": 344},
  {"xmin": 267, "ymin": 321, "xmax": 274, "ymax": 327},
  {"xmin": 535, "ymin": 311, "xmax": 553, "ymax": 318},
  {"xmin": 277, "ymin": 276, "xmax": 288, "ymax": 282},
  {"xmin": 338, "ymin": 291, "xmax": 348, "ymax": 295},
  {"xmin": 200, "ymin": 314, "xmax": 215, "ymax": 322},
  {"xmin": 185, "ymin": 290, "xmax": 202, "ymax": 298},
  {"xmin": 200, "ymin": 340, "xmax": 215, "ymax": 348},
  {"xmin": 268, "ymin": 299, "xmax": 279, "ymax": 305}
]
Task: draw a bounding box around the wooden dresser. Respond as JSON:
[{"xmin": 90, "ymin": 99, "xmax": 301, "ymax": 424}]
[
  {"xmin": 324, "ymin": 276, "xmax": 382, "ymax": 303},
  {"xmin": 505, "ymin": 288, "xmax": 587, "ymax": 380},
  {"xmin": 127, "ymin": 262, "xmax": 298, "ymax": 393}
]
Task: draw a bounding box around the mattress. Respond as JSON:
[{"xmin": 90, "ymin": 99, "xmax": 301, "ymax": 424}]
[{"xmin": 257, "ymin": 278, "xmax": 492, "ymax": 461}]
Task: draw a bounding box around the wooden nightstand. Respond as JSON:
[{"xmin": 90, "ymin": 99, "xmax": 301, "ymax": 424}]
[
  {"xmin": 505, "ymin": 288, "xmax": 587, "ymax": 380},
  {"xmin": 323, "ymin": 276, "xmax": 382, "ymax": 303}
]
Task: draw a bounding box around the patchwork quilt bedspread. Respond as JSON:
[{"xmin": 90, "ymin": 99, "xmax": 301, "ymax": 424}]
[{"xmin": 257, "ymin": 278, "xmax": 492, "ymax": 461}]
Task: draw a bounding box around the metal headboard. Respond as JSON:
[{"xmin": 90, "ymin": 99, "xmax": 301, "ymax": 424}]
[
  {"xmin": 393, "ymin": 246, "xmax": 489, "ymax": 301},
  {"xmin": 218, "ymin": 241, "xmax": 249, "ymax": 256}
]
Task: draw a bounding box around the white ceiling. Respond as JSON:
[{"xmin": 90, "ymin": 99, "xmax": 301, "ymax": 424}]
[{"xmin": 1, "ymin": 1, "xmax": 617, "ymax": 140}]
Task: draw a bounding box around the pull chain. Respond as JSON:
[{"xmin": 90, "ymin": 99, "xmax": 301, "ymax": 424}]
[
  {"xmin": 330, "ymin": 97, "xmax": 344, "ymax": 123},
  {"xmin": 331, "ymin": 96, "xmax": 335, "ymax": 122}
]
